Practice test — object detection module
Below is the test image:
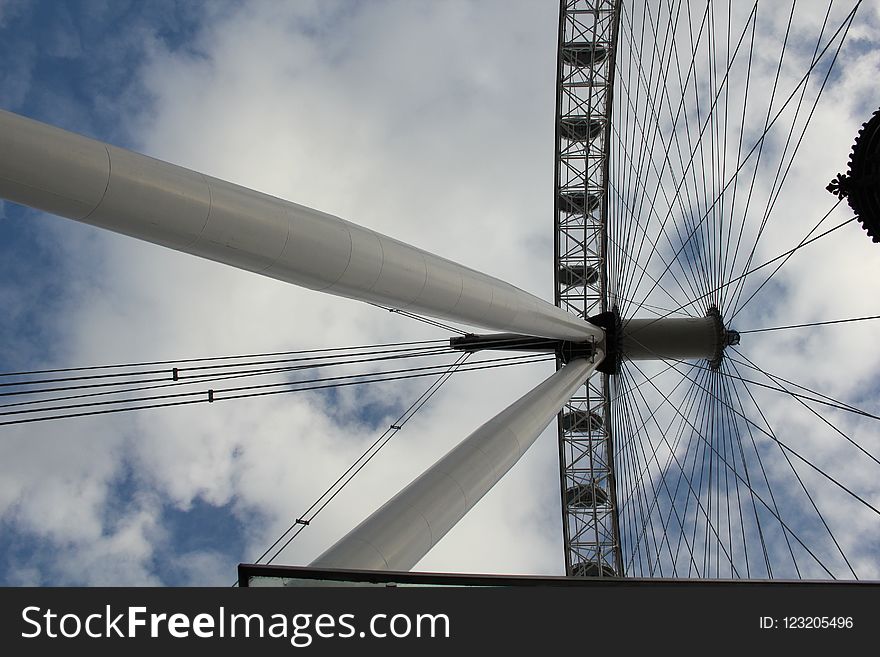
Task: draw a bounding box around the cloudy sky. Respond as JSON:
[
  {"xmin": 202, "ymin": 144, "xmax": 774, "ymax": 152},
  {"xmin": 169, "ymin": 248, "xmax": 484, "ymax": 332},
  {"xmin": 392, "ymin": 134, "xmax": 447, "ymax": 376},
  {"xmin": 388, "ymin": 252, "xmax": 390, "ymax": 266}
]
[
  {"xmin": 0, "ymin": 0, "xmax": 878, "ymax": 585},
  {"xmin": 603, "ymin": 0, "xmax": 880, "ymax": 579}
]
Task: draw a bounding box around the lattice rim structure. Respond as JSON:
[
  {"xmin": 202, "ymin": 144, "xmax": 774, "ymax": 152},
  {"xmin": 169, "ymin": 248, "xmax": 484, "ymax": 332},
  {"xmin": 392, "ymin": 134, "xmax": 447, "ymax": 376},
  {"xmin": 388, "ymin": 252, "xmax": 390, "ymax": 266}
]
[{"xmin": 554, "ymin": 0, "xmax": 624, "ymax": 578}]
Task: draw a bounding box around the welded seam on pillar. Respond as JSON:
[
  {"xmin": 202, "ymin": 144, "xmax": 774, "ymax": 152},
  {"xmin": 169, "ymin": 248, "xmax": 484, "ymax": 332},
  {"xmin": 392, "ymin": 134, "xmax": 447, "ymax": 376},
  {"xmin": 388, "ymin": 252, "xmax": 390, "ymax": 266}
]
[{"xmin": 78, "ymin": 144, "xmax": 113, "ymax": 224}]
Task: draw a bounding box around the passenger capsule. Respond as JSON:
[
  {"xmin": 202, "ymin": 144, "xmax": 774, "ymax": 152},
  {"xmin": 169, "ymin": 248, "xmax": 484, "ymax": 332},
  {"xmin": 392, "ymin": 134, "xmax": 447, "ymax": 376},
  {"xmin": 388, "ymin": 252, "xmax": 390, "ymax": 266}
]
[
  {"xmin": 561, "ymin": 410, "xmax": 603, "ymax": 432},
  {"xmin": 565, "ymin": 482, "xmax": 610, "ymax": 508},
  {"xmin": 558, "ymin": 191, "xmax": 600, "ymax": 214},
  {"xmin": 560, "ymin": 117, "xmax": 603, "ymax": 142},
  {"xmin": 569, "ymin": 560, "xmax": 617, "ymax": 577},
  {"xmin": 561, "ymin": 42, "xmax": 608, "ymax": 67},
  {"xmin": 559, "ymin": 263, "xmax": 599, "ymax": 287}
]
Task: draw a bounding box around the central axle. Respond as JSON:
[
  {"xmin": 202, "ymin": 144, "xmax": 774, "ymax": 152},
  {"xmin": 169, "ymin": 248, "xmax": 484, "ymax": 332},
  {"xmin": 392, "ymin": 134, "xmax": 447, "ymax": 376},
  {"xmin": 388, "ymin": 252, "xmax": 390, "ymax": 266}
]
[{"xmin": 450, "ymin": 306, "xmax": 740, "ymax": 373}]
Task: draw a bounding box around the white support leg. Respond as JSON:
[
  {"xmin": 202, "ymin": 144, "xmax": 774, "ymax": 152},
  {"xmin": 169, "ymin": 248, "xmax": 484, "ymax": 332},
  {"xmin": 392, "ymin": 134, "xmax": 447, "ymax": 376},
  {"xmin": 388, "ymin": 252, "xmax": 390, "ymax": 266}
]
[
  {"xmin": 0, "ymin": 109, "xmax": 603, "ymax": 343},
  {"xmin": 309, "ymin": 353, "xmax": 603, "ymax": 572}
]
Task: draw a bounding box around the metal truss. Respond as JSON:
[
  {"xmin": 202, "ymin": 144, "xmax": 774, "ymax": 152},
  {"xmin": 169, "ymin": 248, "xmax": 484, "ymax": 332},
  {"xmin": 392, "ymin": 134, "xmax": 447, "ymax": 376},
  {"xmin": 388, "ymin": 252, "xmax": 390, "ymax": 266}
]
[{"xmin": 553, "ymin": 0, "xmax": 623, "ymax": 578}]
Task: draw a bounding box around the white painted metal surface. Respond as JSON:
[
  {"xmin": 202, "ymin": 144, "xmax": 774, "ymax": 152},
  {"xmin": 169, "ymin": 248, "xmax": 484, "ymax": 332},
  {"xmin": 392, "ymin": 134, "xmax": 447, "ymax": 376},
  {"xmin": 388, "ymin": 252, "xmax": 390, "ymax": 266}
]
[
  {"xmin": 621, "ymin": 316, "xmax": 720, "ymax": 362},
  {"xmin": 0, "ymin": 109, "xmax": 603, "ymax": 342},
  {"xmin": 309, "ymin": 353, "xmax": 602, "ymax": 571}
]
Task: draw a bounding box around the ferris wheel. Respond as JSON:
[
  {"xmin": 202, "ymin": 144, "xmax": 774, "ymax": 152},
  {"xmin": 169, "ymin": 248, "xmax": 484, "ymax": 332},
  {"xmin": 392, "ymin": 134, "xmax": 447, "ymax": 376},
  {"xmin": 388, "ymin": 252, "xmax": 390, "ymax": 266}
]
[
  {"xmin": 558, "ymin": 0, "xmax": 880, "ymax": 580},
  {"xmin": 0, "ymin": 0, "xmax": 878, "ymax": 584}
]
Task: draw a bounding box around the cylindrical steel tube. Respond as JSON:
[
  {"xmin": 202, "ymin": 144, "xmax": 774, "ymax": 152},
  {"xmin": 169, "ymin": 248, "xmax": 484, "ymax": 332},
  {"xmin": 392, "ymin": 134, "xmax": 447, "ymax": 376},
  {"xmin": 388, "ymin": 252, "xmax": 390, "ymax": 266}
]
[
  {"xmin": 0, "ymin": 109, "xmax": 603, "ymax": 343},
  {"xmin": 621, "ymin": 316, "xmax": 722, "ymax": 362},
  {"xmin": 309, "ymin": 354, "xmax": 602, "ymax": 571}
]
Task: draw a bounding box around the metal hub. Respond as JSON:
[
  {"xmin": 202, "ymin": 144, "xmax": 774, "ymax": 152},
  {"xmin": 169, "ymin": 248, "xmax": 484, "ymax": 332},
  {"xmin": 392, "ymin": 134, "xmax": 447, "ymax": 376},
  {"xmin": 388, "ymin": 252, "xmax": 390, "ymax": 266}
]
[
  {"xmin": 593, "ymin": 305, "xmax": 738, "ymax": 372},
  {"xmin": 450, "ymin": 305, "xmax": 740, "ymax": 372}
]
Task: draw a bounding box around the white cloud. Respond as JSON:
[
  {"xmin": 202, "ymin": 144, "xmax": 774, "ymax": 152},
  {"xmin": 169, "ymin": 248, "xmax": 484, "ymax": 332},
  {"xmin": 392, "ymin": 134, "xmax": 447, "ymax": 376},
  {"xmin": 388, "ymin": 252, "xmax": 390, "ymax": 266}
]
[{"xmin": 1, "ymin": 0, "xmax": 878, "ymax": 584}]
